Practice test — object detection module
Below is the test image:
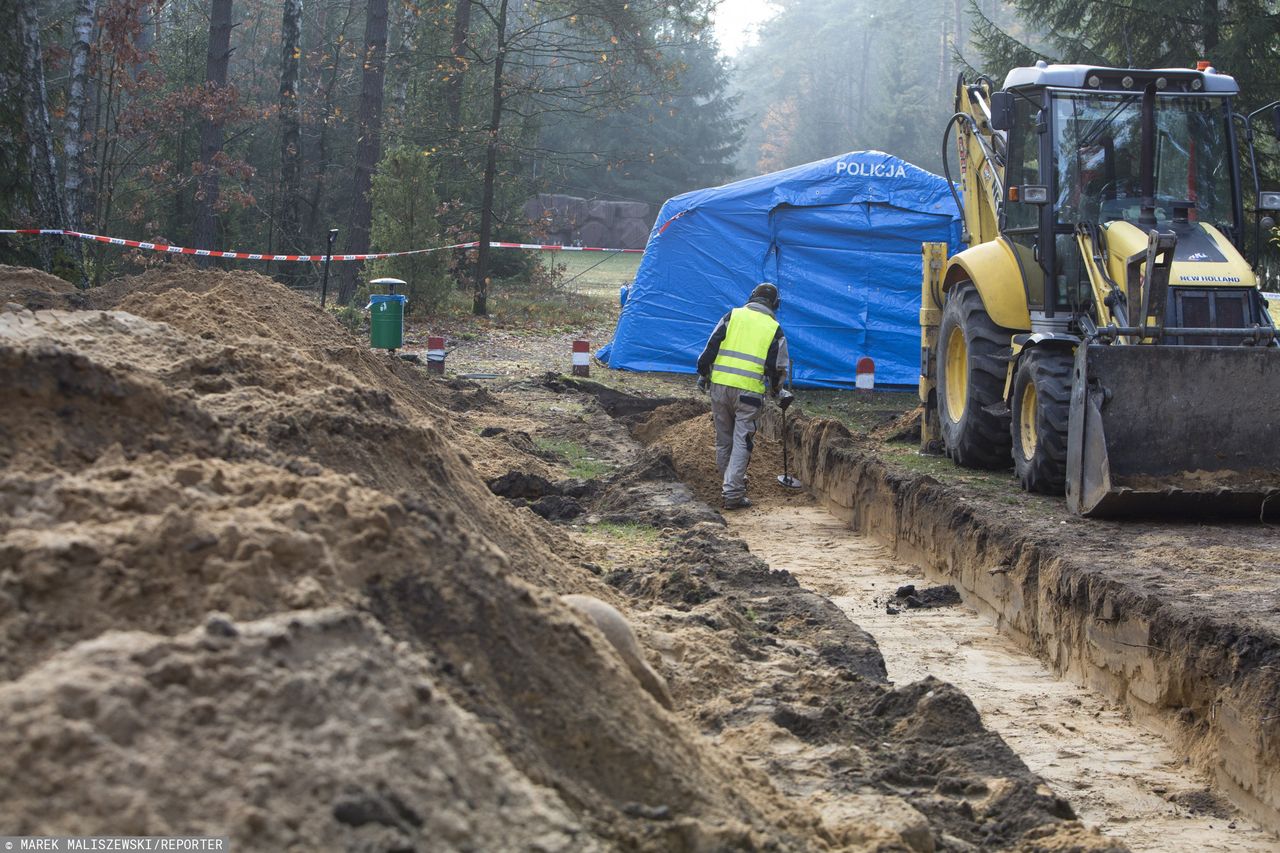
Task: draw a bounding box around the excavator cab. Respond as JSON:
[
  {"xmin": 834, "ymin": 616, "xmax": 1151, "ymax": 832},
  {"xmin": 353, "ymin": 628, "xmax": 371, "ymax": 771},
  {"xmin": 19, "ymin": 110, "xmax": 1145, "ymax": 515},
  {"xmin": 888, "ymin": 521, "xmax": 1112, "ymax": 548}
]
[{"xmin": 920, "ymin": 63, "xmax": 1280, "ymax": 517}]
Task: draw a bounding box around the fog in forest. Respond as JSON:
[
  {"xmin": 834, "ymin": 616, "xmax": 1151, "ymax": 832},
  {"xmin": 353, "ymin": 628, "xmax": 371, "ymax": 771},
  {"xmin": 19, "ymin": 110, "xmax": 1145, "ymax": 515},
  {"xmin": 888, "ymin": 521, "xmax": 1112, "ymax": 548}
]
[{"xmin": 2, "ymin": 0, "xmax": 1275, "ymax": 301}]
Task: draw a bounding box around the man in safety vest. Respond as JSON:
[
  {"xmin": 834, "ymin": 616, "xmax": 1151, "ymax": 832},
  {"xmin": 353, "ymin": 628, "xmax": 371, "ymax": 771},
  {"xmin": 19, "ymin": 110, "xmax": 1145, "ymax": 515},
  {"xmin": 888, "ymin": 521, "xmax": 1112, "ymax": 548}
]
[{"xmin": 695, "ymin": 282, "xmax": 790, "ymax": 510}]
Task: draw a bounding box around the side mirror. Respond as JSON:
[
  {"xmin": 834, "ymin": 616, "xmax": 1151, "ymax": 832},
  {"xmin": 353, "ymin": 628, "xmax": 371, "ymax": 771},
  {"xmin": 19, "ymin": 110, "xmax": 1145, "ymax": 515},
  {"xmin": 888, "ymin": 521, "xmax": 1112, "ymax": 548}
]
[
  {"xmin": 1260, "ymin": 191, "xmax": 1280, "ymax": 211},
  {"xmin": 989, "ymin": 91, "xmax": 1015, "ymax": 131}
]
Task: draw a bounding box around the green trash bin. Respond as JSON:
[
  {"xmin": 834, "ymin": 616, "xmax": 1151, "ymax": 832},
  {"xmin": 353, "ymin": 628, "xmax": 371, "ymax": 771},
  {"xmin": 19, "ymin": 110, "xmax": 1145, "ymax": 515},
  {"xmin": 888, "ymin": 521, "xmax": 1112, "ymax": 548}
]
[{"xmin": 369, "ymin": 293, "xmax": 407, "ymax": 350}]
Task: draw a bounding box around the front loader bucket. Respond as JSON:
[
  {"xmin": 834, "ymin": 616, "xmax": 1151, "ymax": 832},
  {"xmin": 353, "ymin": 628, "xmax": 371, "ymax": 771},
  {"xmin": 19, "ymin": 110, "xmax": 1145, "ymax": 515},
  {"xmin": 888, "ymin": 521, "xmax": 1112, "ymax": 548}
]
[{"xmin": 1066, "ymin": 343, "xmax": 1280, "ymax": 519}]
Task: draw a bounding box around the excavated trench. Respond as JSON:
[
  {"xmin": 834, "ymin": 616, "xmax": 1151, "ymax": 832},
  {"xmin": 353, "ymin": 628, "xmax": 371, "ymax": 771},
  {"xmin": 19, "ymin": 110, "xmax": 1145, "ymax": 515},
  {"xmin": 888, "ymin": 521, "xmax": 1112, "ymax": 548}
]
[
  {"xmin": 730, "ymin": 504, "xmax": 1272, "ymax": 851},
  {"xmin": 552, "ymin": 383, "xmax": 1279, "ymax": 850},
  {"xmin": 750, "ymin": 407, "xmax": 1280, "ymax": 842}
]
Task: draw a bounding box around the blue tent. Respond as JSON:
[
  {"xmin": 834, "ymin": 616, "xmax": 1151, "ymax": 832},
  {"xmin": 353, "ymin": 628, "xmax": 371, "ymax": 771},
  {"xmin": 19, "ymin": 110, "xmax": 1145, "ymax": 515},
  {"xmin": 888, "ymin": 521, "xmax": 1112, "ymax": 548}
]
[{"xmin": 597, "ymin": 151, "xmax": 962, "ymax": 388}]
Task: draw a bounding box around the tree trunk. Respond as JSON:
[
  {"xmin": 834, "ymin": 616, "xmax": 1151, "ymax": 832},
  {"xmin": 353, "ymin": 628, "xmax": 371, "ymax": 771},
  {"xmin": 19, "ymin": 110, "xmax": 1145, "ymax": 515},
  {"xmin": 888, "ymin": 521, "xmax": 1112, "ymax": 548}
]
[
  {"xmin": 63, "ymin": 0, "xmax": 97, "ymax": 283},
  {"xmin": 17, "ymin": 0, "xmax": 65, "ymax": 265},
  {"xmin": 937, "ymin": 0, "xmax": 949, "ymax": 111},
  {"xmin": 1201, "ymin": 0, "xmax": 1218, "ymax": 57},
  {"xmin": 277, "ymin": 0, "xmax": 303, "ymax": 265},
  {"xmin": 336, "ymin": 0, "xmax": 388, "ymax": 305},
  {"xmin": 389, "ymin": 0, "xmax": 417, "ymax": 126},
  {"xmin": 953, "ymin": 0, "xmax": 964, "ymax": 68},
  {"xmin": 473, "ymin": 0, "xmax": 508, "ymax": 316},
  {"xmin": 192, "ymin": 0, "xmax": 233, "ymax": 254},
  {"xmin": 304, "ymin": 3, "xmax": 338, "ymax": 244},
  {"xmin": 445, "ymin": 0, "xmax": 472, "ymax": 133}
]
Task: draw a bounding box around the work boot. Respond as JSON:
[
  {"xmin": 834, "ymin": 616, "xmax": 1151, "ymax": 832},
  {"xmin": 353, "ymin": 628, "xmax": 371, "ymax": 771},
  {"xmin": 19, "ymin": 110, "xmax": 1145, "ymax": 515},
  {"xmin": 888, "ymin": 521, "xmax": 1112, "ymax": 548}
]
[{"xmin": 723, "ymin": 496, "xmax": 753, "ymax": 510}]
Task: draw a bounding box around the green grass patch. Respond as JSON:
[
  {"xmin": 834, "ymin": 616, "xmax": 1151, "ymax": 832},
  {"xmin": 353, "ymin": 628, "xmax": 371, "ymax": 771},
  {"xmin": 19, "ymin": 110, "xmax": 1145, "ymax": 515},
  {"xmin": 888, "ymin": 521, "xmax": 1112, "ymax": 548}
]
[
  {"xmin": 879, "ymin": 444, "xmax": 1009, "ymax": 491},
  {"xmin": 556, "ymin": 251, "xmax": 642, "ymax": 299},
  {"xmin": 875, "ymin": 444, "xmax": 1057, "ymax": 513},
  {"xmin": 582, "ymin": 521, "xmax": 660, "ymax": 543},
  {"xmin": 798, "ymin": 389, "xmax": 920, "ymax": 435},
  {"xmin": 533, "ymin": 437, "xmax": 614, "ymax": 479},
  {"xmin": 431, "ymin": 286, "xmax": 617, "ymax": 331}
]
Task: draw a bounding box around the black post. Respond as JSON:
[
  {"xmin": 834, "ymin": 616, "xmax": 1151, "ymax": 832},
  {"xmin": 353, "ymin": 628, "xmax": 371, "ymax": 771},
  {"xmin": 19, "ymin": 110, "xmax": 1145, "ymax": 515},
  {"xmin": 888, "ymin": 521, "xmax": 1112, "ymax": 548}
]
[
  {"xmin": 320, "ymin": 228, "xmax": 338, "ymax": 307},
  {"xmin": 1139, "ymin": 83, "xmax": 1157, "ymax": 226}
]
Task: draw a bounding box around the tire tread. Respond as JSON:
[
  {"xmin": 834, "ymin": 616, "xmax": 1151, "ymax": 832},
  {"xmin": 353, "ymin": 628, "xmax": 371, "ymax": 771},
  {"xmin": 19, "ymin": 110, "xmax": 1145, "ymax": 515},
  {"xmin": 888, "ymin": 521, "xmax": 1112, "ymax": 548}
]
[{"xmin": 938, "ymin": 283, "xmax": 1013, "ymax": 469}]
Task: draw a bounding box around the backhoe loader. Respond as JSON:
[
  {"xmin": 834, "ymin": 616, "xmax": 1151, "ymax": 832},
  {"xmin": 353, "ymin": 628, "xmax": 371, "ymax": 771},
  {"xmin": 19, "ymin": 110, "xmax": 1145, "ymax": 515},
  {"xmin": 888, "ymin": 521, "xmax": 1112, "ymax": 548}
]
[{"xmin": 918, "ymin": 62, "xmax": 1280, "ymax": 517}]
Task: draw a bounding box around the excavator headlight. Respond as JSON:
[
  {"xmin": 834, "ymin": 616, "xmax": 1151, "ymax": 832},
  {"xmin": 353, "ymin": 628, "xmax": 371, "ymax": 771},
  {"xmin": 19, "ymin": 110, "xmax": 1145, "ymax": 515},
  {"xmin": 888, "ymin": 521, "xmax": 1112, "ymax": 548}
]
[
  {"xmin": 1191, "ymin": 79, "xmax": 1203, "ymax": 91},
  {"xmin": 1021, "ymin": 185, "xmax": 1050, "ymax": 204},
  {"xmin": 1087, "ymin": 75, "xmax": 1101, "ymax": 88},
  {"xmin": 1122, "ymin": 75, "xmax": 1135, "ymax": 88}
]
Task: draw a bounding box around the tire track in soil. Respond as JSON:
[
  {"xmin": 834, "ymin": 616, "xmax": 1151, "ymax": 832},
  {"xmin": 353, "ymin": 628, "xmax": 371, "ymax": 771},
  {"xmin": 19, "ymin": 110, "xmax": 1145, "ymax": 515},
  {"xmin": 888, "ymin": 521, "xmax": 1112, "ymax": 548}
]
[{"xmin": 728, "ymin": 502, "xmax": 1277, "ymax": 852}]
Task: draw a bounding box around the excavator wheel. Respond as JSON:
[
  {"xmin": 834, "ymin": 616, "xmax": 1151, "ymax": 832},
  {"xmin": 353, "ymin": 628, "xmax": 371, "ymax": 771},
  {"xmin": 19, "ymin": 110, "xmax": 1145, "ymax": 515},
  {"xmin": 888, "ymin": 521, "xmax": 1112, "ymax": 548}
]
[
  {"xmin": 1010, "ymin": 348, "xmax": 1072, "ymax": 494},
  {"xmin": 936, "ymin": 282, "xmax": 1012, "ymax": 469}
]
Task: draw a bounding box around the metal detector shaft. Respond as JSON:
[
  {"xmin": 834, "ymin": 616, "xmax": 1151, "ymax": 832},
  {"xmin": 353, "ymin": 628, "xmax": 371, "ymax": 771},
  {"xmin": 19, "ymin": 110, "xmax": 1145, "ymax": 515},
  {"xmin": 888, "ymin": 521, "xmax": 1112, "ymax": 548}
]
[
  {"xmin": 781, "ymin": 407, "xmax": 788, "ymax": 471},
  {"xmin": 776, "ymin": 399, "xmax": 804, "ymax": 490}
]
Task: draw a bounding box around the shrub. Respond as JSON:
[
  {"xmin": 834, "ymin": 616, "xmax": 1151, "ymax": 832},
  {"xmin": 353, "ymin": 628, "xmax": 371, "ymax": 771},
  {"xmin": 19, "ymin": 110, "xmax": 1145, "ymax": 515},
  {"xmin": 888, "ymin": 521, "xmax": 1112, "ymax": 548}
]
[{"xmin": 365, "ymin": 146, "xmax": 453, "ymax": 314}]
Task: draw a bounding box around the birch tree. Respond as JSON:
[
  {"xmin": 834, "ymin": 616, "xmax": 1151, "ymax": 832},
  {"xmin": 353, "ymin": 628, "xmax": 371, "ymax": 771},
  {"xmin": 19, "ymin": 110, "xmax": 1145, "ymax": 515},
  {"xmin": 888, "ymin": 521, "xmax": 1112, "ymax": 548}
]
[
  {"xmin": 17, "ymin": 0, "xmax": 65, "ymax": 237},
  {"xmin": 63, "ymin": 0, "xmax": 98, "ymax": 281}
]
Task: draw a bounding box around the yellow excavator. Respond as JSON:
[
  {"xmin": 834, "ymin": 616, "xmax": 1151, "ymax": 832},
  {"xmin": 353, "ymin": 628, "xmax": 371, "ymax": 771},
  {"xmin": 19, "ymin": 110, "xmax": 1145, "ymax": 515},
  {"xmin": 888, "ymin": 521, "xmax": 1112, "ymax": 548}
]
[{"xmin": 919, "ymin": 62, "xmax": 1280, "ymax": 517}]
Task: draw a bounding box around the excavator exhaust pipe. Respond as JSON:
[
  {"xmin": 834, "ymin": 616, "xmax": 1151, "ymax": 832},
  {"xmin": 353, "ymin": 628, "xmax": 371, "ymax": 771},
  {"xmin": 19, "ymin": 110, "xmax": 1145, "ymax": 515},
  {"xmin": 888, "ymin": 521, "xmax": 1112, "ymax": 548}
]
[{"xmin": 1066, "ymin": 342, "xmax": 1280, "ymax": 519}]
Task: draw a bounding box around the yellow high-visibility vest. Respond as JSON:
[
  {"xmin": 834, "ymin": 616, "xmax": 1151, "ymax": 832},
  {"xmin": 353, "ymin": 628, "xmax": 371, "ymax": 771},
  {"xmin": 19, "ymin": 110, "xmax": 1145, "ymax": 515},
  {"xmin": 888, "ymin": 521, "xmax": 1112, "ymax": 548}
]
[{"xmin": 711, "ymin": 307, "xmax": 778, "ymax": 393}]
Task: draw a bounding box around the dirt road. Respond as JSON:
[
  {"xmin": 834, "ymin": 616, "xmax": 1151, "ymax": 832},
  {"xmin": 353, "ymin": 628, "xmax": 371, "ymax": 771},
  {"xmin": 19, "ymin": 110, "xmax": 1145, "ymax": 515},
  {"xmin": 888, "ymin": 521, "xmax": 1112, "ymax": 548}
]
[{"xmin": 731, "ymin": 502, "xmax": 1275, "ymax": 851}]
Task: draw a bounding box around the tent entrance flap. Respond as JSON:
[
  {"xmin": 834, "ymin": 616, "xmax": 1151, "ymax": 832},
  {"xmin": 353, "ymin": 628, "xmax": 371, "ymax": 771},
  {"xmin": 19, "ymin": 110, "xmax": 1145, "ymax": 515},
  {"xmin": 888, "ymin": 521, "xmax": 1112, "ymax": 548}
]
[{"xmin": 1065, "ymin": 342, "xmax": 1280, "ymax": 518}]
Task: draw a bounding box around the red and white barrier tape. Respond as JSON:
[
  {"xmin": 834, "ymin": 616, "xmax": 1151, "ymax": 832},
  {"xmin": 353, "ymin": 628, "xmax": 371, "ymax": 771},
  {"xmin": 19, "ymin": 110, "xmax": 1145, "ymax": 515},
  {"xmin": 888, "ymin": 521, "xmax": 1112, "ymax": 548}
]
[
  {"xmin": 0, "ymin": 228, "xmax": 643, "ymax": 260},
  {"xmin": 484, "ymin": 240, "xmax": 641, "ymax": 254}
]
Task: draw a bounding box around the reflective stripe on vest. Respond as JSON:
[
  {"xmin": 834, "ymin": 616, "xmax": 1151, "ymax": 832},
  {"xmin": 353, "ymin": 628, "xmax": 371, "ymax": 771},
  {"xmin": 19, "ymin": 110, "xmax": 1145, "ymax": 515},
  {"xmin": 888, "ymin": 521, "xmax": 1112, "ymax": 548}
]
[{"xmin": 711, "ymin": 307, "xmax": 779, "ymax": 394}]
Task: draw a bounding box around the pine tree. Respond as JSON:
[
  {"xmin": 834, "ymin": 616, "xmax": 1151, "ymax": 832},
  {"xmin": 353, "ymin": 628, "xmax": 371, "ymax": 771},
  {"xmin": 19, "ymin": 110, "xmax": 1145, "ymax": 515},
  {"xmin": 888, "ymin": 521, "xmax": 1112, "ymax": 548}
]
[{"xmin": 968, "ymin": 0, "xmax": 1280, "ymax": 114}]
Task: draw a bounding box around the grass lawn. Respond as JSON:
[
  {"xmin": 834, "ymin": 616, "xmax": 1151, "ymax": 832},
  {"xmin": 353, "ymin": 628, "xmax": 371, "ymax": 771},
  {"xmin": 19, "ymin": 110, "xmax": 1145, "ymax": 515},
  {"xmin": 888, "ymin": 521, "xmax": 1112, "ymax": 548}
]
[{"xmin": 553, "ymin": 250, "xmax": 642, "ymax": 300}]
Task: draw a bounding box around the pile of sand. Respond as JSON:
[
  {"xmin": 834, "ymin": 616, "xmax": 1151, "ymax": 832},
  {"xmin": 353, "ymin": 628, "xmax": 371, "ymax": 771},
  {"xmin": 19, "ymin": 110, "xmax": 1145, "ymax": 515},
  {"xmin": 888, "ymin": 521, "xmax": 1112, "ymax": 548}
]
[
  {"xmin": 0, "ymin": 264, "xmax": 82, "ymax": 310},
  {"xmin": 0, "ymin": 269, "xmax": 822, "ymax": 850},
  {"xmin": 640, "ymin": 401, "xmax": 809, "ymax": 510},
  {"xmin": 1, "ymin": 609, "xmax": 592, "ymax": 850},
  {"xmin": 0, "ymin": 268, "xmax": 1122, "ymax": 851}
]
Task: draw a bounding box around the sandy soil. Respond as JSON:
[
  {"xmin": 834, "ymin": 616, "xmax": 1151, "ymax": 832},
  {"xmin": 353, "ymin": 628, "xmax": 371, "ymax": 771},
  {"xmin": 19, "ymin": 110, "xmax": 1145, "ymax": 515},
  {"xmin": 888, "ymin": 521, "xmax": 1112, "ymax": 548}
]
[
  {"xmin": 454, "ymin": 377, "xmax": 1128, "ymax": 849},
  {"xmin": 6, "ymin": 262, "xmax": 1262, "ymax": 850},
  {"xmin": 732, "ymin": 503, "xmax": 1275, "ymax": 852},
  {"xmin": 627, "ymin": 402, "xmax": 1280, "ymax": 850},
  {"xmin": 0, "ymin": 269, "xmax": 831, "ymax": 850},
  {"xmin": 2, "ymin": 265, "xmax": 1120, "ymax": 851}
]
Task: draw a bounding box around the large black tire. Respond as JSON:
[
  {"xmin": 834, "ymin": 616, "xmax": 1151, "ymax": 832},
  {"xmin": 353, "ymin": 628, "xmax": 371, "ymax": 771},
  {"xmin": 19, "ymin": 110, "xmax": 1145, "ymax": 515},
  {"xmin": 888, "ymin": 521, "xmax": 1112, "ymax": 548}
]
[
  {"xmin": 936, "ymin": 282, "xmax": 1013, "ymax": 469},
  {"xmin": 1010, "ymin": 348, "xmax": 1072, "ymax": 494}
]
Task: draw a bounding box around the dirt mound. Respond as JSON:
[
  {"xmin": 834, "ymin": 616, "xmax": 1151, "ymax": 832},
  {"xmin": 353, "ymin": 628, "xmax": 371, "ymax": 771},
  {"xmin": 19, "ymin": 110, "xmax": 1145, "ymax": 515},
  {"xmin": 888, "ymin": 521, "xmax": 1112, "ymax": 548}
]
[
  {"xmin": 0, "ymin": 265, "xmax": 82, "ymax": 310},
  {"xmin": 1, "ymin": 267, "xmax": 1126, "ymax": 849},
  {"xmin": 0, "ymin": 609, "xmax": 595, "ymax": 850},
  {"xmin": 636, "ymin": 402, "xmax": 809, "ymax": 509},
  {"xmin": 0, "ymin": 296, "xmax": 570, "ymax": 591},
  {"xmin": 630, "ymin": 398, "xmax": 709, "ymax": 445},
  {"xmin": 594, "ymin": 448, "xmax": 723, "ymax": 528},
  {"xmin": 869, "ymin": 406, "xmax": 922, "ymax": 444},
  {"xmin": 0, "ymin": 268, "xmax": 851, "ymax": 849}
]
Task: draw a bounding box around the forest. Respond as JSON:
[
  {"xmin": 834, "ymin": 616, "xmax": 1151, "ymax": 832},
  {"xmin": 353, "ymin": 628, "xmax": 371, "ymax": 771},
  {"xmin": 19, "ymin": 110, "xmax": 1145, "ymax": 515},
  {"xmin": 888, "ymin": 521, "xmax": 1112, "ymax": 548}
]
[{"xmin": 3, "ymin": 0, "xmax": 1278, "ymax": 310}]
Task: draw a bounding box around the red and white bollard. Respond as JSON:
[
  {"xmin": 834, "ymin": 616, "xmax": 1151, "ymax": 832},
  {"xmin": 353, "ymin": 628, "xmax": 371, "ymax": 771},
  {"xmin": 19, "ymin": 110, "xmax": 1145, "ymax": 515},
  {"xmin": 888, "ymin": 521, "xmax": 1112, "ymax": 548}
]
[
  {"xmin": 855, "ymin": 356, "xmax": 875, "ymax": 390},
  {"xmin": 426, "ymin": 336, "xmax": 446, "ymax": 375},
  {"xmin": 572, "ymin": 340, "xmax": 590, "ymax": 377}
]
